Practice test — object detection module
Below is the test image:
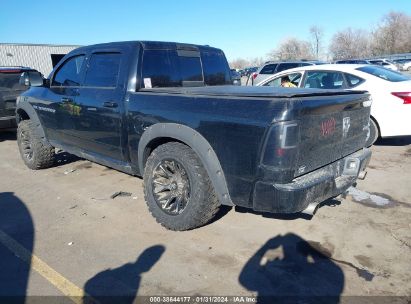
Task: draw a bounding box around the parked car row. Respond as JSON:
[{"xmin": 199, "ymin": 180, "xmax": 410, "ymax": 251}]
[
  {"xmin": 335, "ymin": 58, "xmax": 399, "ymax": 71},
  {"xmin": 392, "ymin": 59, "xmax": 411, "ymax": 71},
  {"xmin": 255, "ymin": 64, "xmax": 411, "ymax": 146},
  {"xmin": 233, "ymin": 57, "xmax": 410, "ymax": 87},
  {"xmin": 238, "ymin": 67, "xmax": 258, "ymax": 77},
  {"xmin": 247, "ymin": 60, "xmax": 327, "ymax": 85},
  {"xmin": 230, "ymin": 69, "xmax": 242, "ymax": 85}
]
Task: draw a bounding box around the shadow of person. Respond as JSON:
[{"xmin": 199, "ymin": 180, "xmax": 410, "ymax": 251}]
[
  {"xmin": 0, "ymin": 192, "xmax": 34, "ymax": 304},
  {"xmin": 84, "ymin": 245, "xmax": 165, "ymax": 304},
  {"xmin": 239, "ymin": 233, "xmax": 344, "ymax": 304}
]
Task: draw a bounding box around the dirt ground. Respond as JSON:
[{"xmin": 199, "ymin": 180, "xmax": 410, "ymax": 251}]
[{"xmin": 0, "ymin": 130, "xmax": 410, "ymax": 303}]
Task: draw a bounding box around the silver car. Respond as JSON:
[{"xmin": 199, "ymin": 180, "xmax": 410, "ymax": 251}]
[{"xmin": 250, "ymin": 60, "xmax": 326, "ymax": 85}]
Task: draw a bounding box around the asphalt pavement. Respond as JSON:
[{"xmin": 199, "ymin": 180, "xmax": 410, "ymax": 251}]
[{"xmin": 0, "ymin": 130, "xmax": 410, "ymax": 303}]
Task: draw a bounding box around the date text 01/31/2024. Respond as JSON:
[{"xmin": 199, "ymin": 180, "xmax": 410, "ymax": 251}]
[{"xmin": 149, "ymin": 296, "xmax": 256, "ymax": 303}]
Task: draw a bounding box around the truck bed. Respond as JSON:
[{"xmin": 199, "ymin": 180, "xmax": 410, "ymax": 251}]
[{"xmin": 140, "ymin": 85, "xmax": 367, "ymax": 98}]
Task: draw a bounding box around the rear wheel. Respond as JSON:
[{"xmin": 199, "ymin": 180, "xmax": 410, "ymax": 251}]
[
  {"xmin": 17, "ymin": 120, "xmax": 55, "ymax": 169},
  {"xmin": 366, "ymin": 118, "xmax": 379, "ymax": 147},
  {"xmin": 143, "ymin": 142, "xmax": 220, "ymax": 231}
]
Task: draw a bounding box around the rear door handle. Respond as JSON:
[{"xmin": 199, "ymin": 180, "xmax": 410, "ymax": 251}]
[
  {"xmin": 103, "ymin": 101, "xmax": 118, "ymax": 108},
  {"xmin": 61, "ymin": 97, "xmax": 73, "ymax": 102}
]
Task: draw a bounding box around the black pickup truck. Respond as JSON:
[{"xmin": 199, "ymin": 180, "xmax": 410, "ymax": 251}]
[
  {"xmin": 0, "ymin": 67, "xmax": 39, "ymax": 129},
  {"xmin": 16, "ymin": 41, "xmax": 372, "ymax": 230}
]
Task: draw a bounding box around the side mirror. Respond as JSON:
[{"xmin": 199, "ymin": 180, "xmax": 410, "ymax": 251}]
[{"xmin": 19, "ymin": 71, "xmax": 44, "ymax": 87}]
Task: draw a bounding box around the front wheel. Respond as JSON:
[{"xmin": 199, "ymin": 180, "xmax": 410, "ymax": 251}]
[
  {"xmin": 17, "ymin": 120, "xmax": 55, "ymax": 169},
  {"xmin": 143, "ymin": 142, "xmax": 221, "ymax": 231}
]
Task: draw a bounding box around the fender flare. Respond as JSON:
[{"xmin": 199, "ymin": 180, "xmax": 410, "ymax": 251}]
[
  {"xmin": 138, "ymin": 123, "xmax": 234, "ymax": 206},
  {"xmin": 16, "ymin": 99, "xmax": 48, "ymax": 142}
]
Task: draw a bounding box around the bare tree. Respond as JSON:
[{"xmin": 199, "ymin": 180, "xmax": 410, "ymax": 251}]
[
  {"xmin": 229, "ymin": 57, "xmax": 266, "ymax": 69},
  {"xmin": 268, "ymin": 37, "xmax": 314, "ymax": 60},
  {"xmin": 372, "ymin": 11, "xmax": 411, "ymax": 55},
  {"xmin": 329, "ymin": 28, "xmax": 372, "ymax": 60},
  {"xmin": 309, "ymin": 25, "xmax": 324, "ymax": 60},
  {"xmin": 229, "ymin": 58, "xmax": 249, "ymax": 69},
  {"xmin": 247, "ymin": 56, "xmax": 265, "ymax": 67}
]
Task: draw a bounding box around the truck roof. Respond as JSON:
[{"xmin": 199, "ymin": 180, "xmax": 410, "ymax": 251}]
[{"xmin": 74, "ymin": 41, "xmax": 223, "ymax": 53}]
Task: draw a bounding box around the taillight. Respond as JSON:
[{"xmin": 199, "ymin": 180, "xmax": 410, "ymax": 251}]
[
  {"xmin": 261, "ymin": 121, "xmax": 300, "ymax": 181},
  {"xmin": 391, "ymin": 92, "xmax": 411, "ymax": 104},
  {"xmin": 262, "ymin": 121, "xmax": 300, "ymax": 168},
  {"xmin": 252, "ymin": 72, "xmax": 258, "ymax": 79}
]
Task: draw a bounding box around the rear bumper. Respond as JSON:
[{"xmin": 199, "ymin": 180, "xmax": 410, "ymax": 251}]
[
  {"xmin": 252, "ymin": 148, "xmax": 372, "ymax": 213},
  {"xmin": 0, "ymin": 115, "xmax": 17, "ymax": 129}
]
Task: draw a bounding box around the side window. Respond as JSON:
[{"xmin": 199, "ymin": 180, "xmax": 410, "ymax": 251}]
[
  {"xmin": 84, "ymin": 53, "xmax": 121, "ymax": 87},
  {"xmin": 304, "ymin": 72, "xmax": 322, "ymax": 88},
  {"xmin": 264, "ymin": 72, "xmax": 302, "ymax": 87},
  {"xmin": 52, "ymin": 55, "xmax": 85, "ymax": 87},
  {"xmin": 288, "ymin": 73, "xmax": 302, "ymax": 86},
  {"xmin": 344, "ymin": 73, "xmax": 364, "ymax": 88},
  {"xmin": 305, "ymin": 71, "xmax": 343, "ymax": 89},
  {"xmin": 277, "ymin": 63, "xmax": 299, "ymax": 73},
  {"xmin": 142, "ymin": 50, "xmax": 178, "ymax": 87},
  {"xmin": 260, "ymin": 64, "xmax": 278, "ymax": 74},
  {"xmin": 263, "ymin": 77, "xmax": 281, "ymax": 87}
]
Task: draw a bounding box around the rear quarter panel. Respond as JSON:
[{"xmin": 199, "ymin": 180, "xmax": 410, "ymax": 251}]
[{"xmin": 126, "ymin": 92, "xmax": 288, "ymax": 207}]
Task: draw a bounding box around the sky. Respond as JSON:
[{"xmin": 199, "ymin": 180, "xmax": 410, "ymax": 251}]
[{"xmin": 1, "ymin": 0, "xmax": 410, "ymax": 61}]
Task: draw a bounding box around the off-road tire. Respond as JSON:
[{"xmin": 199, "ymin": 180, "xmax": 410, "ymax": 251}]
[
  {"xmin": 17, "ymin": 120, "xmax": 55, "ymax": 170},
  {"xmin": 366, "ymin": 118, "xmax": 379, "ymax": 147},
  {"xmin": 143, "ymin": 142, "xmax": 221, "ymax": 231}
]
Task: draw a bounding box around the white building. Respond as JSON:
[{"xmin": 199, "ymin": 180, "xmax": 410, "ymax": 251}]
[{"xmin": 0, "ymin": 43, "xmax": 80, "ymax": 76}]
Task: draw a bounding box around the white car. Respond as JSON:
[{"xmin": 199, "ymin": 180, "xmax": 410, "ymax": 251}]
[
  {"xmin": 256, "ymin": 64, "xmax": 411, "ymax": 146},
  {"xmin": 368, "ymin": 59, "xmax": 399, "ymax": 71},
  {"xmin": 402, "ymin": 60, "xmax": 411, "ymax": 71}
]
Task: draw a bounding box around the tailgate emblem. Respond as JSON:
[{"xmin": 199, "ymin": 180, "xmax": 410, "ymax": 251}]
[
  {"xmin": 343, "ymin": 117, "xmax": 351, "ymax": 137},
  {"xmin": 321, "ymin": 117, "xmax": 336, "ymax": 137}
]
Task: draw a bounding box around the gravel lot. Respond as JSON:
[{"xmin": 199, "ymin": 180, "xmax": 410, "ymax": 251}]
[{"xmin": 0, "ymin": 130, "xmax": 410, "ymax": 302}]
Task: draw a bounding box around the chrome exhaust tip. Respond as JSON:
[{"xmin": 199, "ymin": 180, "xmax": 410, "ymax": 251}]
[
  {"xmin": 301, "ymin": 202, "xmax": 319, "ymax": 216},
  {"xmin": 358, "ymin": 170, "xmax": 367, "ymax": 180}
]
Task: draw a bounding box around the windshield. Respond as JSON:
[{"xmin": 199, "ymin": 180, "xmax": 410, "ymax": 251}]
[
  {"xmin": 0, "ymin": 72, "xmax": 26, "ymax": 91},
  {"xmin": 357, "ymin": 66, "xmax": 411, "ymax": 82}
]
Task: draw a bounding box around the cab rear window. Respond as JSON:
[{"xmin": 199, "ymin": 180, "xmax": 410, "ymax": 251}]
[
  {"xmin": 141, "ymin": 49, "xmax": 230, "ymax": 88},
  {"xmin": 201, "ymin": 50, "xmax": 231, "ymax": 85},
  {"xmin": 142, "ymin": 50, "xmax": 203, "ymax": 88}
]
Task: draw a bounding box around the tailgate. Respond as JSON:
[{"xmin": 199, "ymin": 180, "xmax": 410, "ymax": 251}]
[{"xmin": 294, "ymin": 93, "xmax": 371, "ymax": 177}]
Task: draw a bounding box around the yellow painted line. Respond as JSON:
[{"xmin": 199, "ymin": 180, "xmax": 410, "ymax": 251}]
[{"xmin": 0, "ymin": 229, "xmax": 98, "ymax": 304}]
